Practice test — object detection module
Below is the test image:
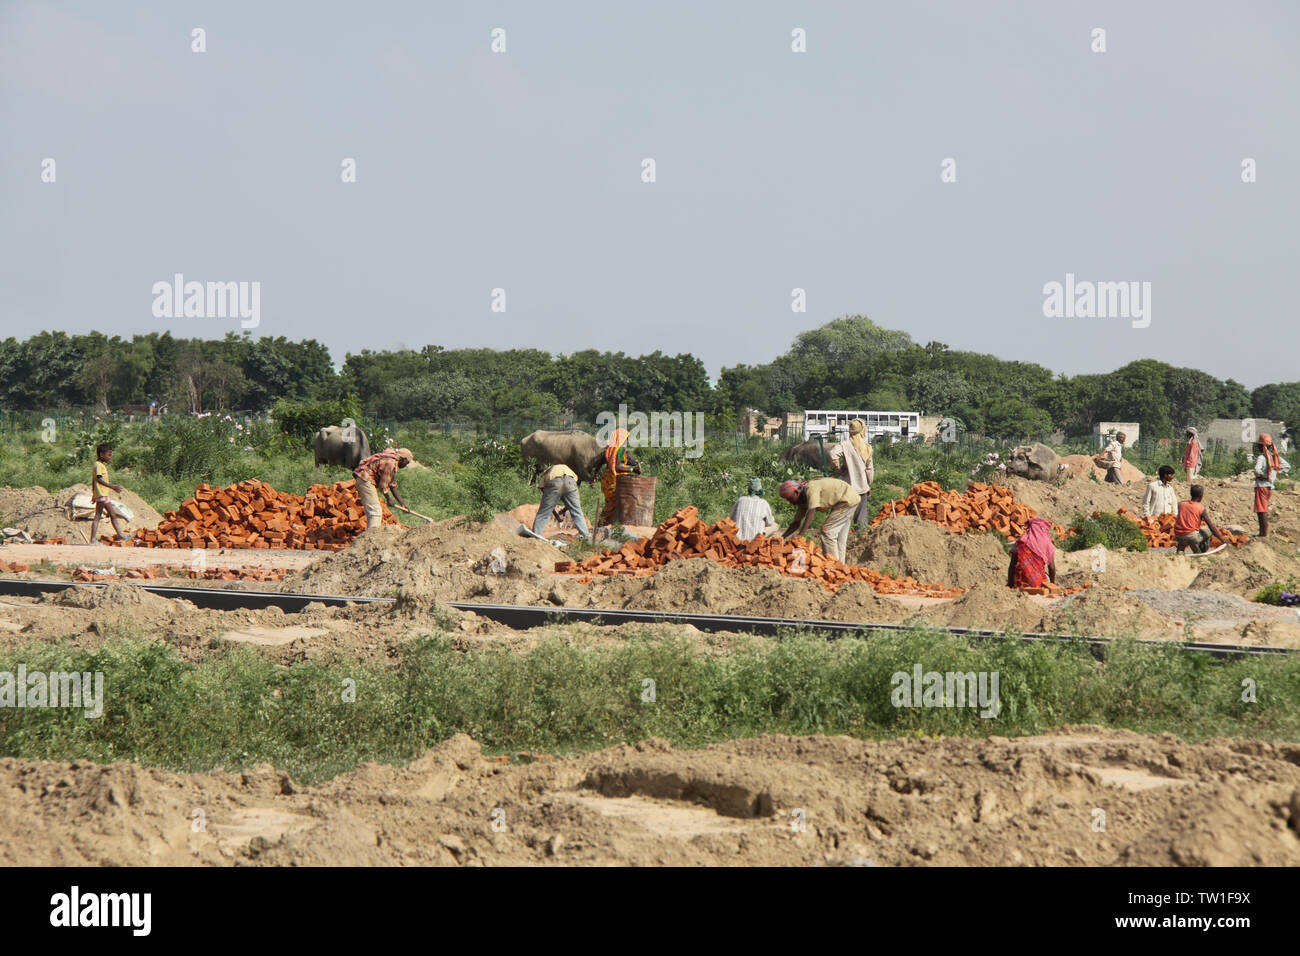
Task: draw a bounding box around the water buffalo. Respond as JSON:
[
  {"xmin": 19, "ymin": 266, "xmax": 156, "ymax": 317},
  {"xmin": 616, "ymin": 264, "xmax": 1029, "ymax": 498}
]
[
  {"xmin": 1005, "ymin": 442, "xmax": 1063, "ymax": 481},
  {"xmin": 520, "ymin": 429, "xmax": 605, "ymax": 484},
  {"xmin": 781, "ymin": 440, "xmax": 833, "ymax": 470},
  {"xmin": 314, "ymin": 424, "xmax": 371, "ymax": 471}
]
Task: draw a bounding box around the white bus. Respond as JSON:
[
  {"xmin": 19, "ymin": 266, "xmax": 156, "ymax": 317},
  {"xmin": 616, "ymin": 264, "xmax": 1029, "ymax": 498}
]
[{"xmin": 803, "ymin": 410, "xmax": 919, "ymax": 444}]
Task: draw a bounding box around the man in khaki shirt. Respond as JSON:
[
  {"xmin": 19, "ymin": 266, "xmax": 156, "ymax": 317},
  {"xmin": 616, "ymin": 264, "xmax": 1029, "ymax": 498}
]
[
  {"xmin": 779, "ymin": 477, "xmax": 861, "ymax": 562},
  {"xmin": 534, "ymin": 463, "xmax": 591, "ymax": 541}
]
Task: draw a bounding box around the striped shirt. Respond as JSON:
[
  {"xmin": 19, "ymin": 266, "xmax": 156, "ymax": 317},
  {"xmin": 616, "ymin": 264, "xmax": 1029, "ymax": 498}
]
[
  {"xmin": 354, "ymin": 449, "xmax": 401, "ymax": 492},
  {"xmin": 730, "ymin": 495, "xmax": 776, "ymax": 541}
]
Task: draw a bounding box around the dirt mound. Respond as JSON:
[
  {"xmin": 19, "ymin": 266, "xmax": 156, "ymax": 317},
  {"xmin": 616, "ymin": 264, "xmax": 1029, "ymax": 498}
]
[
  {"xmin": 0, "ymin": 484, "xmax": 162, "ymax": 541},
  {"xmin": 1001, "ymin": 476, "xmax": 1140, "ymax": 527},
  {"xmin": 1056, "ymin": 547, "xmax": 1200, "ymax": 591},
  {"xmin": 852, "ymin": 517, "xmax": 1007, "ymax": 588},
  {"xmin": 1190, "ymin": 540, "xmax": 1300, "ymax": 596},
  {"xmin": 1, "ymin": 728, "xmax": 1295, "ymax": 866},
  {"xmin": 47, "ymin": 582, "xmax": 177, "ymax": 612},
  {"xmin": 1040, "ymin": 587, "xmax": 1178, "ymax": 638},
  {"xmin": 1059, "ymin": 455, "xmax": 1147, "ymax": 483},
  {"xmin": 923, "ymin": 584, "xmax": 1049, "ymax": 632}
]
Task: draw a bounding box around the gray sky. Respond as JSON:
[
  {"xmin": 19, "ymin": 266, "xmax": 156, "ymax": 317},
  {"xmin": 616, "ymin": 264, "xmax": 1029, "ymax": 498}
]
[{"xmin": 2, "ymin": 0, "xmax": 1297, "ymax": 386}]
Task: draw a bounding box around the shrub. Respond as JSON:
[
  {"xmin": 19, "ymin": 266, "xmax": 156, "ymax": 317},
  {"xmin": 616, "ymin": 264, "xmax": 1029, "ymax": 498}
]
[
  {"xmin": 142, "ymin": 414, "xmax": 243, "ymax": 482},
  {"xmin": 272, "ymin": 397, "xmax": 363, "ymax": 447},
  {"xmin": 1254, "ymin": 577, "xmax": 1300, "ymax": 606},
  {"xmin": 1062, "ymin": 511, "xmax": 1149, "ymax": 553}
]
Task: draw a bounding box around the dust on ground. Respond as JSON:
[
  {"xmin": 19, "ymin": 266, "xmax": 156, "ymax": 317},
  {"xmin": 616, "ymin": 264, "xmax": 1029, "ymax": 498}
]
[
  {"xmin": 0, "ymin": 727, "xmax": 1295, "ymax": 866},
  {"xmin": 0, "ymin": 484, "xmax": 163, "ymax": 542}
]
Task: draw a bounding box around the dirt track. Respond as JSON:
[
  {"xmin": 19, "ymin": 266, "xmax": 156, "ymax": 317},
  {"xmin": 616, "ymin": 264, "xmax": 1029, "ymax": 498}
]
[{"xmin": 1, "ymin": 728, "xmax": 1296, "ymax": 866}]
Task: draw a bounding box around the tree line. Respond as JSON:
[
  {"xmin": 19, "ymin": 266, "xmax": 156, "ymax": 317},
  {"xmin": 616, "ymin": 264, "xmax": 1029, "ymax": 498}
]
[{"xmin": 2, "ymin": 320, "xmax": 1296, "ymax": 441}]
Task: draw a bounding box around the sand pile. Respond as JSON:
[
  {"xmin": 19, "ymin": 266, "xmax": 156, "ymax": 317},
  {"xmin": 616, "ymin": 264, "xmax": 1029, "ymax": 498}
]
[
  {"xmin": 286, "ymin": 519, "xmax": 930, "ymax": 623},
  {"xmin": 1040, "ymin": 587, "xmax": 1178, "ymax": 638},
  {"xmin": 923, "ymin": 585, "xmax": 1049, "ymax": 632},
  {"xmin": 1002, "ymin": 476, "xmax": 1141, "ymax": 527},
  {"xmin": 4, "ymin": 728, "xmax": 1296, "ymax": 866},
  {"xmin": 0, "ymin": 484, "xmax": 162, "ymax": 541},
  {"xmin": 1055, "ymin": 547, "xmax": 1200, "ymax": 591},
  {"xmin": 1059, "ymin": 455, "xmax": 1147, "ymax": 483},
  {"xmin": 852, "ymin": 516, "xmax": 1008, "ymax": 588},
  {"xmin": 1189, "ymin": 540, "xmax": 1300, "ymax": 595},
  {"xmin": 48, "ymin": 582, "xmax": 178, "ymax": 612}
]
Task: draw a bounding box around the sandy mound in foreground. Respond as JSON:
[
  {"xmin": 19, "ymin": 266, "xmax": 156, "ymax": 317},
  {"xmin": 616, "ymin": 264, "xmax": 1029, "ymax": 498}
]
[
  {"xmin": 0, "ymin": 484, "xmax": 162, "ymax": 541},
  {"xmin": 0, "ymin": 728, "xmax": 1295, "ymax": 866}
]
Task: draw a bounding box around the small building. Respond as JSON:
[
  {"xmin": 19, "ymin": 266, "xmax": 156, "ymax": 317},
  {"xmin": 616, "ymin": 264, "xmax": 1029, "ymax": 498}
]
[
  {"xmin": 1093, "ymin": 422, "xmax": 1139, "ymax": 448},
  {"xmin": 1202, "ymin": 418, "xmax": 1289, "ymax": 453}
]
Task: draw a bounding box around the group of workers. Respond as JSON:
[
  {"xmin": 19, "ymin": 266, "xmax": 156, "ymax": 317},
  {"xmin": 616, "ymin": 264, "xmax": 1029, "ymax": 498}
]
[{"xmin": 82, "ymin": 421, "xmax": 1293, "ymax": 585}]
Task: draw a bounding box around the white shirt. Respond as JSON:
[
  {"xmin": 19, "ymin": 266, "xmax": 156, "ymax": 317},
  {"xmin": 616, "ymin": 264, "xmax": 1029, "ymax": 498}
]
[{"xmin": 1142, "ymin": 480, "xmax": 1177, "ymax": 517}]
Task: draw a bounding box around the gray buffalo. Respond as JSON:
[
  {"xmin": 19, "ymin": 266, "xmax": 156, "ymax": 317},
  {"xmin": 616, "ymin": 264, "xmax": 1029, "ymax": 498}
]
[
  {"xmin": 520, "ymin": 429, "xmax": 606, "ymax": 484},
  {"xmin": 1005, "ymin": 442, "xmax": 1063, "ymax": 481},
  {"xmin": 781, "ymin": 440, "xmax": 833, "ymax": 470},
  {"xmin": 313, "ymin": 425, "xmax": 371, "ymax": 471}
]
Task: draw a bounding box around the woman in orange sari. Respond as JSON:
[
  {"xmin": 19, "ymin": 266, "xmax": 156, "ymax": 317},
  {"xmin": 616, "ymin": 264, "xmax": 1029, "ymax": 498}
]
[
  {"xmin": 1007, "ymin": 517, "xmax": 1056, "ymax": 589},
  {"xmin": 597, "ymin": 428, "xmax": 641, "ymax": 526}
]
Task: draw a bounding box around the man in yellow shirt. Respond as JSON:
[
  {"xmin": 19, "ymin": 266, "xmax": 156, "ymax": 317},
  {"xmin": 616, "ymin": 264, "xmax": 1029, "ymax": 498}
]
[
  {"xmin": 778, "ymin": 477, "xmax": 861, "ymax": 562},
  {"xmin": 90, "ymin": 443, "xmax": 133, "ymax": 544},
  {"xmin": 533, "ymin": 463, "xmax": 591, "ymax": 541}
]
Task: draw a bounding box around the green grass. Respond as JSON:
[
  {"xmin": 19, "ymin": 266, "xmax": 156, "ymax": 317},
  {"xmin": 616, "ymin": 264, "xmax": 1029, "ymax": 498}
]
[
  {"xmin": 1061, "ymin": 511, "xmax": 1149, "ymax": 553},
  {"xmin": 2, "ymin": 629, "xmax": 1295, "ymax": 785}
]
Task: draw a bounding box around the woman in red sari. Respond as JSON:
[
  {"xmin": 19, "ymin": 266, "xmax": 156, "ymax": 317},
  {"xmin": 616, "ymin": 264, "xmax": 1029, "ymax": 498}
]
[{"xmin": 1007, "ymin": 517, "xmax": 1056, "ymax": 589}]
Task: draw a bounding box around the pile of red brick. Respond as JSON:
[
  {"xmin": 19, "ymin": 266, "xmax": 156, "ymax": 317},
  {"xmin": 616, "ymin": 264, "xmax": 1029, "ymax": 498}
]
[
  {"xmin": 871, "ymin": 481, "xmax": 1065, "ymax": 540},
  {"xmin": 114, "ymin": 478, "xmax": 397, "ymax": 551},
  {"xmin": 1115, "ymin": 509, "xmax": 1249, "ymax": 549},
  {"xmin": 0, "ymin": 560, "xmax": 30, "ymax": 573},
  {"xmin": 555, "ymin": 506, "xmax": 963, "ymax": 596}
]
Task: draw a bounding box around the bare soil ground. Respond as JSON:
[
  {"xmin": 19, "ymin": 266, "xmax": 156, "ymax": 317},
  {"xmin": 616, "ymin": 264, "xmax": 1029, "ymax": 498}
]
[{"xmin": 1, "ymin": 727, "xmax": 1296, "ymax": 866}]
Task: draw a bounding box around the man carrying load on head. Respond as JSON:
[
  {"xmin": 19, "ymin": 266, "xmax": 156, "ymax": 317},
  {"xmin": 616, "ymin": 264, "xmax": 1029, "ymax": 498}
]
[{"xmin": 354, "ymin": 446, "xmax": 414, "ymax": 530}]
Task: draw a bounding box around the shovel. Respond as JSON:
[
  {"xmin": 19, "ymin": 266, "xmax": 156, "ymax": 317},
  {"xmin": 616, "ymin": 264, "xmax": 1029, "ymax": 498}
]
[{"xmin": 397, "ymin": 506, "xmax": 435, "ymax": 524}]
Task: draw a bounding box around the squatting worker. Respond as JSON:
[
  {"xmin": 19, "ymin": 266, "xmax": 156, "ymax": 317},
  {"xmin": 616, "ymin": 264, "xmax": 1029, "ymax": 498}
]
[
  {"xmin": 354, "ymin": 446, "xmax": 413, "ymax": 530},
  {"xmin": 1142, "ymin": 465, "xmax": 1178, "ymax": 517},
  {"xmin": 779, "ymin": 477, "xmax": 860, "ymax": 563},
  {"xmin": 1174, "ymin": 484, "xmax": 1224, "ymax": 554},
  {"xmin": 1099, "ymin": 431, "xmax": 1126, "ymax": 484},
  {"xmin": 534, "ymin": 462, "xmax": 591, "ymax": 541},
  {"xmin": 829, "ymin": 418, "xmax": 874, "ymax": 529},
  {"xmin": 730, "ymin": 477, "xmax": 778, "ymax": 541},
  {"xmin": 1253, "ymin": 433, "xmax": 1291, "ymax": 538},
  {"xmin": 1183, "ymin": 427, "xmax": 1202, "ymax": 482},
  {"xmin": 1007, "ymin": 516, "xmax": 1056, "ymax": 589},
  {"xmin": 597, "ymin": 428, "xmax": 641, "ymax": 527}
]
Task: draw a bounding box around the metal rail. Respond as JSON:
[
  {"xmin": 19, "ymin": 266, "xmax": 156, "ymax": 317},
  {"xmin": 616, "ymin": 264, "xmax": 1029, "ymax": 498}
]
[
  {"xmin": 0, "ymin": 578, "xmax": 394, "ymax": 612},
  {"xmin": 0, "ymin": 578, "xmax": 1289, "ymax": 660},
  {"xmin": 446, "ymin": 602, "xmax": 1295, "ymax": 661}
]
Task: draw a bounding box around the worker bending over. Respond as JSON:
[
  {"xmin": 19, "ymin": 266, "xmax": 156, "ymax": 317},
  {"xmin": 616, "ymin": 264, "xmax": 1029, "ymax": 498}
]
[
  {"xmin": 354, "ymin": 447, "xmax": 414, "ymax": 530},
  {"xmin": 534, "ymin": 463, "xmax": 591, "ymax": 541},
  {"xmin": 779, "ymin": 477, "xmax": 860, "ymax": 562}
]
